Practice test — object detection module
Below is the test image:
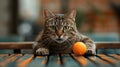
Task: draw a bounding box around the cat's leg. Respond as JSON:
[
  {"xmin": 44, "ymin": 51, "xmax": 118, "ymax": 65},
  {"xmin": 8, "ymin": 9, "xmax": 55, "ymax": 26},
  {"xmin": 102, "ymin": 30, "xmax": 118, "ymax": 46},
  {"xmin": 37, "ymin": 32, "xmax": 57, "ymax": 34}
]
[
  {"xmin": 86, "ymin": 47, "xmax": 96, "ymax": 55},
  {"xmin": 36, "ymin": 48, "xmax": 49, "ymax": 55},
  {"xmin": 33, "ymin": 42, "xmax": 49, "ymax": 56},
  {"xmin": 79, "ymin": 35, "xmax": 96, "ymax": 55}
]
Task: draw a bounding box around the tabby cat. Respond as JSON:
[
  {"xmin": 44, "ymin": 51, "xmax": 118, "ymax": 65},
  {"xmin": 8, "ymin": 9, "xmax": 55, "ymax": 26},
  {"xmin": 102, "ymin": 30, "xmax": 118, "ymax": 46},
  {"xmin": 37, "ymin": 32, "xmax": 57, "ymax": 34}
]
[{"xmin": 33, "ymin": 9, "xmax": 96, "ymax": 55}]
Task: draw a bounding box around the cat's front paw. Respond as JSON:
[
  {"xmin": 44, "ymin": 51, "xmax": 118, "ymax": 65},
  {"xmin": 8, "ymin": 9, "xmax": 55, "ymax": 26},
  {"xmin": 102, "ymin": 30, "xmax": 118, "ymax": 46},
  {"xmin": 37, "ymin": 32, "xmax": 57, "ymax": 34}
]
[
  {"xmin": 85, "ymin": 49, "xmax": 96, "ymax": 56},
  {"xmin": 36, "ymin": 48, "xmax": 49, "ymax": 56}
]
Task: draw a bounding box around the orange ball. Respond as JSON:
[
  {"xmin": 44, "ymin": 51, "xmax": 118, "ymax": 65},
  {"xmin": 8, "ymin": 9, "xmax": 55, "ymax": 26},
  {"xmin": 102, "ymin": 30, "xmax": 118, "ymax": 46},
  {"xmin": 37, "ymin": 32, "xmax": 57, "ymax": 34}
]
[{"xmin": 72, "ymin": 42, "xmax": 87, "ymax": 55}]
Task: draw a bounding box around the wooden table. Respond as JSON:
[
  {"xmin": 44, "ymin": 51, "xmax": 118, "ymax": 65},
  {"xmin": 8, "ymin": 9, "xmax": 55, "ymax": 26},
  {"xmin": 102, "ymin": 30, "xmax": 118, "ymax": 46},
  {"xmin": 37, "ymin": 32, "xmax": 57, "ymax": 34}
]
[
  {"xmin": 0, "ymin": 42, "xmax": 120, "ymax": 67},
  {"xmin": 0, "ymin": 54, "xmax": 120, "ymax": 67}
]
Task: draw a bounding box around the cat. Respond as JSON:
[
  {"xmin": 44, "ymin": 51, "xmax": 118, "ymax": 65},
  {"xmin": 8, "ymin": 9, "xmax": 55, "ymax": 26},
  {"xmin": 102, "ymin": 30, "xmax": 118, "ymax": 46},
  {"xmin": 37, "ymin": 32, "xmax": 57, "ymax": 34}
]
[{"xmin": 33, "ymin": 9, "xmax": 96, "ymax": 55}]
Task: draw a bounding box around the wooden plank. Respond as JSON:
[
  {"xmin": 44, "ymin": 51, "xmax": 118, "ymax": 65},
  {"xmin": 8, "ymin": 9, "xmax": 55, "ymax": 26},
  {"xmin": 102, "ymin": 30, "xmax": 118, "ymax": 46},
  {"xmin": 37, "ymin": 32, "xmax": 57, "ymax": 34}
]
[
  {"xmin": 70, "ymin": 54, "xmax": 95, "ymax": 67},
  {"xmin": 96, "ymin": 42, "xmax": 120, "ymax": 49},
  {"xmin": 0, "ymin": 42, "xmax": 33, "ymax": 49},
  {"xmin": 96, "ymin": 54, "xmax": 117, "ymax": 65},
  {"xmin": 103, "ymin": 54, "xmax": 120, "ymax": 67},
  {"xmin": 107, "ymin": 54, "xmax": 120, "ymax": 60},
  {"xmin": 0, "ymin": 54, "xmax": 8, "ymax": 56},
  {"xmin": 0, "ymin": 54, "xmax": 8, "ymax": 60},
  {"xmin": 61, "ymin": 54, "xmax": 80, "ymax": 67},
  {"xmin": 46, "ymin": 55, "xmax": 62, "ymax": 67},
  {"xmin": 16, "ymin": 54, "xmax": 34, "ymax": 67},
  {"xmin": 5, "ymin": 54, "xmax": 22, "ymax": 67},
  {"xmin": 0, "ymin": 42, "xmax": 120, "ymax": 49},
  {"xmin": 0, "ymin": 54, "xmax": 21, "ymax": 67},
  {"xmin": 0, "ymin": 54, "xmax": 33, "ymax": 67},
  {"xmin": 26, "ymin": 55, "xmax": 49, "ymax": 67},
  {"xmin": 0, "ymin": 54, "xmax": 119, "ymax": 67},
  {"xmin": 87, "ymin": 55, "xmax": 115, "ymax": 67}
]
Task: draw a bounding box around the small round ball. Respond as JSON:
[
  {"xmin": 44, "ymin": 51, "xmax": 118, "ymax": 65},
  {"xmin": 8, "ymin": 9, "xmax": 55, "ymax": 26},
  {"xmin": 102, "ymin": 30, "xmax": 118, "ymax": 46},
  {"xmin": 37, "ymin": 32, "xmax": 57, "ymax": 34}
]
[{"xmin": 72, "ymin": 42, "xmax": 87, "ymax": 55}]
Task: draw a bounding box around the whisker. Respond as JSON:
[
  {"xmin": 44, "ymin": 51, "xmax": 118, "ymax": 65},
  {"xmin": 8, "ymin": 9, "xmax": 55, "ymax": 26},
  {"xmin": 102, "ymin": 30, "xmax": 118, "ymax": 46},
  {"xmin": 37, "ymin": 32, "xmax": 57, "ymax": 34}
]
[{"xmin": 66, "ymin": 39, "xmax": 72, "ymax": 45}]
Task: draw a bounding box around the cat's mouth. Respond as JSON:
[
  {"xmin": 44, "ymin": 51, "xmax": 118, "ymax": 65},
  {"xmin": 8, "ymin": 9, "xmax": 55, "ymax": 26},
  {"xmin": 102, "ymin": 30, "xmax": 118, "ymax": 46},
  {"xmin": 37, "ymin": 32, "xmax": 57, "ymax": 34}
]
[
  {"xmin": 56, "ymin": 38, "xmax": 63, "ymax": 41},
  {"xmin": 55, "ymin": 38, "xmax": 65, "ymax": 43}
]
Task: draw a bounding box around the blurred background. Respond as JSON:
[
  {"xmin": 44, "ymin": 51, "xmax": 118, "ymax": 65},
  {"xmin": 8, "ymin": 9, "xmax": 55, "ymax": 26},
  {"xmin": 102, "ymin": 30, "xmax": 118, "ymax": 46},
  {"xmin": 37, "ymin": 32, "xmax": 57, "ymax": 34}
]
[{"xmin": 0, "ymin": 0, "xmax": 120, "ymax": 42}]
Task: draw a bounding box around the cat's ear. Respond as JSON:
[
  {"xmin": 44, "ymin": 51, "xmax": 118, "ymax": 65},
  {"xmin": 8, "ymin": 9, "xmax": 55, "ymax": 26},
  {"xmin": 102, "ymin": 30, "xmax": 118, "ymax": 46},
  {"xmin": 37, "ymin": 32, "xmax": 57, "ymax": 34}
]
[
  {"xmin": 66, "ymin": 9, "xmax": 76, "ymax": 21},
  {"xmin": 44, "ymin": 9, "xmax": 55, "ymax": 18}
]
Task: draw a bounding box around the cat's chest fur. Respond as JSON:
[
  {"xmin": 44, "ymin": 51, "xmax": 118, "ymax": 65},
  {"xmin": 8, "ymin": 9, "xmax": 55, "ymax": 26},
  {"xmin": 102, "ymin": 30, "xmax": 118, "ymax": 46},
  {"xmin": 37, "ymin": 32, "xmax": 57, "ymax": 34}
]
[{"xmin": 40, "ymin": 33, "xmax": 80, "ymax": 53}]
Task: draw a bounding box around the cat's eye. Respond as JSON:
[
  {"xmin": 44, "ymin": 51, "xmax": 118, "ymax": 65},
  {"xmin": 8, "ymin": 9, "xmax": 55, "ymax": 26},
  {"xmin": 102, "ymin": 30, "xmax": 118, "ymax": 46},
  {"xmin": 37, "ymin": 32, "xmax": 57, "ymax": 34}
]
[
  {"xmin": 64, "ymin": 26, "xmax": 70, "ymax": 29},
  {"xmin": 50, "ymin": 26, "xmax": 55, "ymax": 29}
]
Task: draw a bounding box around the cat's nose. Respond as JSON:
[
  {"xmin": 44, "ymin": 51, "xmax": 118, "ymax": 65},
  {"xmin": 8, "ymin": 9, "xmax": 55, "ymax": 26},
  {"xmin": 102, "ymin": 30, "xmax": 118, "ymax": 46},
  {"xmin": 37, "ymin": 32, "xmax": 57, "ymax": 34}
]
[{"xmin": 56, "ymin": 30, "xmax": 62, "ymax": 37}]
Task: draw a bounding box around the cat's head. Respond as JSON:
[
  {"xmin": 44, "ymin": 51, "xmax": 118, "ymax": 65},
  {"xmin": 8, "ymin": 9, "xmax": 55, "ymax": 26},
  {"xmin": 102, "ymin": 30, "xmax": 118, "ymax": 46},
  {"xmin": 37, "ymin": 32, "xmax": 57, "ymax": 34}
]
[{"xmin": 43, "ymin": 9, "xmax": 77, "ymax": 43}]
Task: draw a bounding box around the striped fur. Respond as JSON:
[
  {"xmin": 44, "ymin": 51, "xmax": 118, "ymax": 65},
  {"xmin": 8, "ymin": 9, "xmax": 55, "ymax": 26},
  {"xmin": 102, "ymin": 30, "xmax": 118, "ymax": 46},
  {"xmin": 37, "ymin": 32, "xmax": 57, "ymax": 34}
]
[{"xmin": 33, "ymin": 9, "xmax": 96, "ymax": 55}]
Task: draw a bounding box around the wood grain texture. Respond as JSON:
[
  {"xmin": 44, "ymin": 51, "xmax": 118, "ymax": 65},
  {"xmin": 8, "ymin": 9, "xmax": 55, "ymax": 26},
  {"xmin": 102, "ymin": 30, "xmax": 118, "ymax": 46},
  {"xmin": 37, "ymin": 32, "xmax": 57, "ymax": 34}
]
[
  {"xmin": 0, "ymin": 42, "xmax": 120, "ymax": 49},
  {"xmin": 0, "ymin": 54, "xmax": 120, "ymax": 67},
  {"xmin": 0, "ymin": 42, "xmax": 33, "ymax": 49}
]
